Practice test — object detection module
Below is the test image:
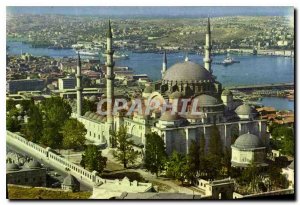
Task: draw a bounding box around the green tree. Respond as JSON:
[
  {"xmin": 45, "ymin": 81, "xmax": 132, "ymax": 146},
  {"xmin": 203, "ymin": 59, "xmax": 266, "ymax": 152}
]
[
  {"xmin": 239, "ymin": 161, "xmax": 261, "ymax": 193},
  {"xmin": 41, "ymin": 97, "xmax": 72, "ymax": 128},
  {"xmin": 112, "ymin": 126, "xmax": 139, "ymax": 168},
  {"xmin": 199, "ymin": 133, "xmax": 206, "ymax": 174},
  {"xmin": 82, "ymin": 98, "xmax": 97, "ymax": 114},
  {"xmin": 144, "ymin": 132, "xmax": 167, "ymax": 177},
  {"xmin": 208, "ymin": 125, "xmax": 222, "ymax": 157},
  {"xmin": 166, "ymin": 151, "xmax": 189, "ymax": 185},
  {"xmin": 80, "ymin": 145, "xmax": 107, "ymax": 173},
  {"xmin": 62, "ymin": 119, "xmax": 87, "ymax": 150},
  {"xmin": 6, "ymin": 115, "xmax": 21, "ymax": 132},
  {"xmin": 23, "ymin": 103, "xmax": 43, "ymax": 143},
  {"xmin": 40, "ymin": 121, "xmax": 62, "ymax": 149},
  {"xmin": 187, "ymin": 140, "xmax": 199, "ymax": 183}
]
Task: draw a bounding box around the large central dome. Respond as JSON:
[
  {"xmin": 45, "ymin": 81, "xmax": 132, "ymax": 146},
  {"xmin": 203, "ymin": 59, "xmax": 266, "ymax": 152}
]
[{"xmin": 163, "ymin": 61, "xmax": 213, "ymax": 82}]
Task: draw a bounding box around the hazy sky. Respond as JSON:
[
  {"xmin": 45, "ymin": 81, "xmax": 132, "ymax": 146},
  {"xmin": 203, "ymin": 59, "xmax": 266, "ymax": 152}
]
[{"xmin": 6, "ymin": 6, "xmax": 294, "ymax": 17}]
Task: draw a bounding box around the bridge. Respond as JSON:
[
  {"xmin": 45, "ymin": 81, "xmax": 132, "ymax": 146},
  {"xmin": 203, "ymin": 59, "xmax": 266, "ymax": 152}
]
[{"xmin": 225, "ymin": 82, "xmax": 294, "ymax": 91}]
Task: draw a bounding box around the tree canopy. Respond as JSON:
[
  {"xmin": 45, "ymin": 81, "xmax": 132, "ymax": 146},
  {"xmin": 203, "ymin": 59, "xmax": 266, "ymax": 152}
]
[
  {"xmin": 62, "ymin": 118, "xmax": 87, "ymax": 150},
  {"xmin": 80, "ymin": 145, "xmax": 107, "ymax": 173},
  {"xmin": 144, "ymin": 132, "xmax": 167, "ymax": 177}
]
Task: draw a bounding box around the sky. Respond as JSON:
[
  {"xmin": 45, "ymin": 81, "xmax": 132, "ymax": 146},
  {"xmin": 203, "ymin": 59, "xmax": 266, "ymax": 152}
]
[{"xmin": 6, "ymin": 6, "xmax": 294, "ymax": 18}]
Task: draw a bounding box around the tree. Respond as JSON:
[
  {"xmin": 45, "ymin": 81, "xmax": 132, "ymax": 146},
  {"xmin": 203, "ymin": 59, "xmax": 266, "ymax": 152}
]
[
  {"xmin": 62, "ymin": 119, "xmax": 87, "ymax": 150},
  {"xmin": 40, "ymin": 121, "xmax": 62, "ymax": 149},
  {"xmin": 41, "ymin": 97, "xmax": 72, "ymax": 128},
  {"xmin": 6, "ymin": 115, "xmax": 21, "ymax": 132},
  {"xmin": 239, "ymin": 161, "xmax": 261, "ymax": 193},
  {"xmin": 187, "ymin": 140, "xmax": 199, "ymax": 184},
  {"xmin": 208, "ymin": 125, "xmax": 222, "ymax": 157},
  {"xmin": 112, "ymin": 126, "xmax": 139, "ymax": 168},
  {"xmin": 23, "ymin": 103, "xmax": 43, "ymax": 143},
  {"xmin": 144, "ymin": 132, "xmax": 167, "ymax": 177},
  {"xmin": 166, "ymin": 151, "xmax": 189, "ymax": 185},
  {"xmin": 80, "ymin": 145, "xmax": 107, "ymax": 173},
  {"xmin": 82, "ymin": 98, "xmax": 97, "ymax": 114},
  {"xmin": 199, "ymin": 133, "xmax": 206, "ymax": 174}
]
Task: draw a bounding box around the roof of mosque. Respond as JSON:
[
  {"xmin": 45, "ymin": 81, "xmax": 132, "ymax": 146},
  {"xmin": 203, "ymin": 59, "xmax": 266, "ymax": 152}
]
[
  {"xmin": 233, "ymin": 133, "xmax": 264, "ymax": 149},
  {"xmin": 221, "ymin": 89, "xmax": 233, "ymax": 96},
  {"xmin": 235, "ymin": 104, "xmax": 257, "ymax": 115},
  {"xmin": 163, "ymin": 61, "xmax": 213, "ymax": 82},
  {"xmin": 193, "ymin": 94, "xmax": 221, "ymax": 107},
  {"xmin": 6, "ymin": 163, "xmax": 21, "ymax": 171},
  {"xmin": 159, "ymin": 111, "xmax": 180, "ymax": 121},
  {"xmin": 143, "ymin": 86, "xmax": 154, "ymax": 94}
]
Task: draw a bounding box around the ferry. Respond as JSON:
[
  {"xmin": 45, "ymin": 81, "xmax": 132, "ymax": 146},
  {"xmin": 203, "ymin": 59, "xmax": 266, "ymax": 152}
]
[
  {"xmin": 78, "ymin": 49, "xmax": 129, "ymax": 60},
  {"xmin": 222, "ymin": 57, "xmax": 240, "ymax": 66}
]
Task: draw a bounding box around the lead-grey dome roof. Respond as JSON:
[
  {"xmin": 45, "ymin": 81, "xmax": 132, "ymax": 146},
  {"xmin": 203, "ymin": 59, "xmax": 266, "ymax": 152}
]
[
  {"xmin": 235, "ymin": 104, "xmax": 256, "ymax": 115},
  {"xmin": 169, "ymin": 91, "xmax": 183, "ymax": 99},
  {"xmin": 26, "ymin": 160, "xmax": 42, "ymax": 169},
  {"xmin": 163, "ymin": 61, "xmax": 213, "ymax": 82},
  {"xmin": 63, "ymin": 174, "xmax": 80, "ymax": 186},
  {"xmin": 233, "ymin": 133, "xmax": 264, "ymax": 149},
  {"xmin": 193, "ymin": 94, "xmax": 221, "ymax": 107}
]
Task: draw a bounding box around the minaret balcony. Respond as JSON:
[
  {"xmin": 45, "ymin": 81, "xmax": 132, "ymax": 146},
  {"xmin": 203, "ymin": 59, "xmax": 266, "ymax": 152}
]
[
  {"xmin": 105, "ymin": 74, "xmax": 115, "ymax": 80},
  {"xmin": 105, "ymin": 50, "xmax": 115, "ymax": 55}
]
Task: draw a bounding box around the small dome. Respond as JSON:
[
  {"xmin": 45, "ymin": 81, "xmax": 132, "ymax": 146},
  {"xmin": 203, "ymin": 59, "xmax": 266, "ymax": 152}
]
[
  {"xmin": 222, "ymin": 89, "xmax": 232, "ymax": 96},
  {"xmin": 233, "ymin": 133, "xmax": 264, "ymax": 149},
  {"xmin": 6, "ymin": 163, "xmax": 20, "ymax": 171},
  {"xmin": 288, "ymin": 160, "xmax": 294, "ymax": 170},
  {"xmin": 143, "ymin": 86, "xmax": 154, "ymax": 94},
  {"xmin": 160, "ymin": 111, "xmax": 180, "ymax": 121},
  {"xmin": 63, "ymin": 174, "xmax": 80, "ymax": 186},
  {"xmin": 89, "ymin": 95, "xmax": 97, "ymax": 102},
  {"xmin": 169, "ymin": 91, "xmax": 182, "ymax": 99},
  {"xmin": 163, "ymin": 61, "xmax": 213, "ymax": 82},
  {"xmin": 26, "ymin": 160, "xmax": 42, "ymax": 169},
  {"xmin": 84, "ymin": 111, "xmax": 92, "ymax": 117},
  {"xmin": 235, "ymin": 104, "xmax": 256, "ymax": 115},
  {"xmin": 193, "ymin": 94, "xmax": 220, "ymax": 107}
]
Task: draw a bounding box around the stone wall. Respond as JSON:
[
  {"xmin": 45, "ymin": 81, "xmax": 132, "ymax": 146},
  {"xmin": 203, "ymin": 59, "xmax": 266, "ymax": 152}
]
[{"xmin": 6, "ymin": 131, "xmax": 152, "ymax": 194}]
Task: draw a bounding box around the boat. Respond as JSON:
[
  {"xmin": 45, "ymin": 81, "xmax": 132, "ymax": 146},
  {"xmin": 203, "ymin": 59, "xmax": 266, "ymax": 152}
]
[
  {"xmin": 78, "ymin": 49, "xmax": 129, "ymax": 60},
  {"xmin": 222, "ymin": 56, "xmax": 240, "ymax": 66}
]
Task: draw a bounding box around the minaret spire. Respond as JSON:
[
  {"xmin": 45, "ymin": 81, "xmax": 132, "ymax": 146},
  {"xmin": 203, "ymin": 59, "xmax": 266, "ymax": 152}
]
[
  {"xmin": 161, "ymin": 51, "xmax": 167, "ymax": 78},
  {"xmin": 203, "ymin": 17, "xmax": 212, "ymax": 73},
  {"xmin": 105, "ymin": 19, "xmax": 115, "ymax": 146},
  {"xmin": 76, "ymin": 52, "xmax": 83, "ymax": 117}
]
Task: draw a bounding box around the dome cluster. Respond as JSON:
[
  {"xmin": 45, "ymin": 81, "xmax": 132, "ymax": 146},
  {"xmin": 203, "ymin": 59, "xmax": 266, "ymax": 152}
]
[{"xmin": 233, "ymin": 133, "xmax": 264, "ymax": 149}]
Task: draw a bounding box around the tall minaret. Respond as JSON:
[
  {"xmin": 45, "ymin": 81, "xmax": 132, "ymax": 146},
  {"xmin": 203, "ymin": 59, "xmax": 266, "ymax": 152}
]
[
  {"xmin": 76, "ymin": 52, "xmax": 83, "ymax": 117},
  {"xmin": 203, "ymin": 17, "xmax": 212, "ymax": 73},
  {"xmin": 161, "ymin": 51, "xmax": 167, "ymax": 78},
  {"xmin": 105, "ymin": 20, "xmax": 115, "ymax": 134}
]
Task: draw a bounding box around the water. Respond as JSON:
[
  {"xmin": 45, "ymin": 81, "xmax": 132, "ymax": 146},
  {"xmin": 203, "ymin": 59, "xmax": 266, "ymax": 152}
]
[
  {"xmin": 259, "ymin": 97, "xmax": 294, "ymax": 111},
  {"xmin": 7, "ymin": 41, "xmax": 294, "ymax": 111}
]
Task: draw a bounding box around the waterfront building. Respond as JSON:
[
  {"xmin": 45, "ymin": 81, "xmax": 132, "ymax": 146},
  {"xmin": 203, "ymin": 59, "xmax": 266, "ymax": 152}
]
[
  {"xmin": 75, "ymin": 19, "xmax": 269, "ymax": 157},
  {"xmin": 6, "ymin": 79, "xmax": 45, "ymax": 94}
]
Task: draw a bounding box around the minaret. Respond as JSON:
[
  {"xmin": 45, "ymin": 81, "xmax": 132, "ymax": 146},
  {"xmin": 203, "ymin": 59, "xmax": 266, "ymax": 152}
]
[
  {"xmin": 161, "ymin": 51, "xmax": 167, "ymax": 78},
  {"xmin": 76, "ymin": 52, "xmax": 83, "ymax": 117},
  {"xmin": 203, "ymin": 17, "xmax": 212, "ymax": 73},
  {"xmin": 105, "ymin": 20, "xmax": 115, "ymax": 135}
]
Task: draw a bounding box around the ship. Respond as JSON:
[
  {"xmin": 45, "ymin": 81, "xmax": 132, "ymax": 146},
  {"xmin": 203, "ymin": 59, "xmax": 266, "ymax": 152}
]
[
  {"xmin": 221, "ymin": 56, "xmax": 240, "ymax": 66},
  {"xmin": 78, "ymin": 49, "xmax": 129, "ymax": 60}
]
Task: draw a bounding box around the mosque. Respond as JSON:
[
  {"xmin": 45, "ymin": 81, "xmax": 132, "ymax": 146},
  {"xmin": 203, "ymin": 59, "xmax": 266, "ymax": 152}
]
[{"xmin": 74, "ymin": 18, "xmax": 269, "ymax": 164}]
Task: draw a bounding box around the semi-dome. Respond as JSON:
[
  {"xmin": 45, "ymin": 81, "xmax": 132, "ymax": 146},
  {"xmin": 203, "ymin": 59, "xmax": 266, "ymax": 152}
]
[
  {"xmin": 163, "ymin": 61, "xmax": 213, "ymax": 82},
  {"xmin": 160, "ymin": 111, "xmax": 180, "ymax": 121},
  {"xmin": 235, "ymin": 104, "xmax": 256, "ymax": 115},
  {"xmin": 221, "ymin": 89, "xmax": 232, "ymax": 96},
  {"xmin": 63, "ymin": 174, "xmax": 80, "ymax": 186},
  {"xmin": 233, "ymin": 133, "xmax": 264, "ymax": 149},
  {"xmin": 26, "ymin": 160, "xmax": 42, "ymax": 169},
  {"xmin": 193, "ymin": 94, "xmax": 220, "ymax": 107},
  {"xmin": 169, "ymin": 91, "xmax": 183, "ymax": 99},
  {"xmin": 89, "ymin": 95, "xmax": 97, "ymax": 102},
  {"xmin": 6, "ymin": 163, "xmax": 20, "ymax": 171},
  {"xmin": 143, "ymin": 86, "xmax": 154, "ymax": 94}
]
